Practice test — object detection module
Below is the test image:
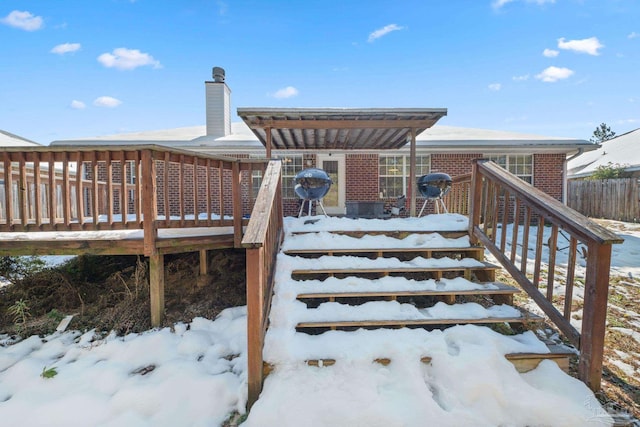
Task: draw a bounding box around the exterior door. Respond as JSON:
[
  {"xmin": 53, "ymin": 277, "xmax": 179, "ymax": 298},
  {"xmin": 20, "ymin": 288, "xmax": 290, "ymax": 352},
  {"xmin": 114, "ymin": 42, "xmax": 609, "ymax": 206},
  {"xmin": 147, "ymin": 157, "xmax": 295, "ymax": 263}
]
[{"xmin": 318, "ymin": 154, "xmax": 345, "ymax": 215}]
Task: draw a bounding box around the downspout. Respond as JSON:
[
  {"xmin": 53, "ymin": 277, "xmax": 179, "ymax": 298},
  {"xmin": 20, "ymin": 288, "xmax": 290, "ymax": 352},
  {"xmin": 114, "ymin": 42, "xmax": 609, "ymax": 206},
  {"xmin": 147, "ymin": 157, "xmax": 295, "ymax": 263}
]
[{"xmin": 567, "ymin": 147, "xmax": 584, "ymax": 162}]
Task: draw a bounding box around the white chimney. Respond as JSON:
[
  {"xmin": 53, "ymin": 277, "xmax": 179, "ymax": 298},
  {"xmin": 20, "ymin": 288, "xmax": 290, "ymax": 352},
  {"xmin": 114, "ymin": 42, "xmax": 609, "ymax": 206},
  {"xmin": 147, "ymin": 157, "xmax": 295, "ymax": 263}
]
[{"xmin": 205, "ymin": 66, "xmax": 231, "ymax": 138}]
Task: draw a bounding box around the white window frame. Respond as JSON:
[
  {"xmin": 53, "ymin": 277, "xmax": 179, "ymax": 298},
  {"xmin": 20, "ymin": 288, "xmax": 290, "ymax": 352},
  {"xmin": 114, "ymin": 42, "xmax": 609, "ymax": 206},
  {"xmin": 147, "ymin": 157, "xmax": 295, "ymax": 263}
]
[
  {"xmin": 485, "ymin": 154, "xmax": 533, "ymax": 184},
  {"xmin": 379, "ymin": 154, "xmax": 431, "ymax": 198}
]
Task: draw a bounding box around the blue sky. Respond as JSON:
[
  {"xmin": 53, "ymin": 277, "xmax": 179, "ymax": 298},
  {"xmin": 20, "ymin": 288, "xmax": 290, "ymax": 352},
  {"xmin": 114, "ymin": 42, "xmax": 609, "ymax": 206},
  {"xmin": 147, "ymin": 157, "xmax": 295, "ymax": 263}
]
[{"xmin": 1, "ymin": 0, "xmax": 638, "ymax": 144}]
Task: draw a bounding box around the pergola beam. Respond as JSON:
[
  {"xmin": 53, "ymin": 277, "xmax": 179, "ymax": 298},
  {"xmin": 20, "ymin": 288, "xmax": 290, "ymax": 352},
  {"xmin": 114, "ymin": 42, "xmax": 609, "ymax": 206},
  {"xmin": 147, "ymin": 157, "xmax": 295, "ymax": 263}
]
[
  {"xmin": 409, "ymin": 128, "xmax": 417, "ymax": 217},
  {"xmin": 246, "ymin": 119, "xmax": 439, "ymax": 130}
]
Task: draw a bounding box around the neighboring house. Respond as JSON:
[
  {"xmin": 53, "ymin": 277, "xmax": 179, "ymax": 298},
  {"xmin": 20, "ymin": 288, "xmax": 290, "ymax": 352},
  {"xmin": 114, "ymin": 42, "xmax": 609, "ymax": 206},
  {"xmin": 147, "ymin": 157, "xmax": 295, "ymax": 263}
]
[
  {"xmin": 51, "ymin": 67, "xmax": 599, "ymax": 217},
  {"xmin": 567, "ymin": 128, "xmax": 640, "ymax": 179},
  {"xmin": 0, "ymin": 131, "xmax": 41, "ymax": 222},
  {"xmin": 0, "ymin": 130, "xmax": 41, "ymax": 147}
]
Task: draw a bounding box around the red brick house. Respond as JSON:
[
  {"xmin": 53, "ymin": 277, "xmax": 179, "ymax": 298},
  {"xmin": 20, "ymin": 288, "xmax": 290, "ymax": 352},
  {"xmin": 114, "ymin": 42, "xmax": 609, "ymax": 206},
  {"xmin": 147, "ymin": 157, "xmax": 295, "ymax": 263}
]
[{"xmin": 53, "ymin": 67, "xmax": 599, "ymax": 217}]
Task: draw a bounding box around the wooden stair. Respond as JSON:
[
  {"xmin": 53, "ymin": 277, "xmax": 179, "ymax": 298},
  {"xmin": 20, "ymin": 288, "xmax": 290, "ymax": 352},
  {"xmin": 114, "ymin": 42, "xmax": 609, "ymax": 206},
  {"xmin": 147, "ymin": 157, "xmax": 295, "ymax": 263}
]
[
  {"xmin": 271, "ymin": 223, "xmax": 572, "ymax": 374},
  {"xmin": 276, "ymin": 345, "xmax": 574, "ymax": 374}
]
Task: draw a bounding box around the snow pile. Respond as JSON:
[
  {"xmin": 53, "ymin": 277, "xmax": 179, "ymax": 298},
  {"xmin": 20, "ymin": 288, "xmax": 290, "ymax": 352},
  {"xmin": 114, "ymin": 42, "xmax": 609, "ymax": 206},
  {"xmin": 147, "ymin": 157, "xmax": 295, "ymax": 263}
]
[
  {"xmin": 0, "ymin": 214, "xmax": 627, "ymax": 426},
  {"xmin": 283, "ymin": 212, "xmax": 469, "ymax": 233},
  {"xmin": 250, "ymin": 326, "xmax": 612, "ymax": 427},
  {"xmin": 282, "ymin": 231, "xmax": 471, "ymax": 251},
  {"xmin": 0, "ymin": 308, "xmax": 247, "ymax": 427}
]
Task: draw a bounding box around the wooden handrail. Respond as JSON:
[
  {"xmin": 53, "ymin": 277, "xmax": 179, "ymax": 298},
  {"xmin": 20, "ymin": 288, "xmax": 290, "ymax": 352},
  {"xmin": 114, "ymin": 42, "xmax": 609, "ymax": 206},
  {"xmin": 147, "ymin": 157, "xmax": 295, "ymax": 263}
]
[
  {"xmin": 242, "ymin": 160, "xmax": 283, "ymax": 409},
  {"xmin": 476, "ymin": 161, "xmax": 623, "ymax": 245},
  {"xmin": 469, "ymin": 159, "xmax": 623, "ymax": 392}
]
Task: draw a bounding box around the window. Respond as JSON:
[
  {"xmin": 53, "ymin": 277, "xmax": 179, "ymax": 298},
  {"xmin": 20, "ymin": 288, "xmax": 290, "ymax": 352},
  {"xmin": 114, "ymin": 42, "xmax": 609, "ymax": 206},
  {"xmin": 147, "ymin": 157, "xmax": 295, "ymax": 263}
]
[
  {"xmin": 251, "ymin": 170, "xmax": 263, "ymax": 199},
  {"xmin": 280, "ymin": 155, "xmax": 304, "ymax": 198},
  {"xmin": 379, "ymin": 155, "xmax": 431, "ymax": 198},
  {"xmin": 126, "ymin": 160, "xmax": 136, "ymax": 185},
  {"xmin": 486, "ymin": 155, "xmax": 533, "ymax": 184}
]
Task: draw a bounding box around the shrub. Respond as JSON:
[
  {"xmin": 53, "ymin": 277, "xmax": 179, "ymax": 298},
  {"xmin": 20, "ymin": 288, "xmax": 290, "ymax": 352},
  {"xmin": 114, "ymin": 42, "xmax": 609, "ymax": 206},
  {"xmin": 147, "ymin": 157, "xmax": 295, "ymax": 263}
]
[
  {"xmin": 589, "ymin": 163, "xmax": 629, "ymax": 180},
  {"xmin": 0, "ymin": 256, "xmax": 46, "ymax": 283}
]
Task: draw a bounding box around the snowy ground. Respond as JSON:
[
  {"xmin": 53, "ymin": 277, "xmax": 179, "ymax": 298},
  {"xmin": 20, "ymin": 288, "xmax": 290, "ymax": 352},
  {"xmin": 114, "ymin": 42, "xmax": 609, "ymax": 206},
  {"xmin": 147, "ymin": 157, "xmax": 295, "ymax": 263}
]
[{"xmin": 1, "ymin": 214, "xmax": 638, "ymax": 426}]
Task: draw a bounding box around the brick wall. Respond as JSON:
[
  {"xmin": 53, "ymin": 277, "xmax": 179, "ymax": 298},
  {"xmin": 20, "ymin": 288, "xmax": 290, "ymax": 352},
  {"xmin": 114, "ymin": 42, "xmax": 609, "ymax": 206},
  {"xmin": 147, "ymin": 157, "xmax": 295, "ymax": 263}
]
[
  {"xmin": 431, "ymin": 153, "xmax": 483, "ymax": 177},
  {"xmin": 346, "ymin": 154, "xmax": 379, "ymax": 201},
  {"xmin": 533, "ymin": 153, "xmax": 565, "ymax": 201}
]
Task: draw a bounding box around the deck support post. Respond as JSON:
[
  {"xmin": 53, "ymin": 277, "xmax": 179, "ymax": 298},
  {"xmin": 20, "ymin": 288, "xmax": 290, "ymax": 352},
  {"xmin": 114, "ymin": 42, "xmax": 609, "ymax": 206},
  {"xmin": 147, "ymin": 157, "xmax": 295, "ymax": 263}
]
[
  {"xmin": 141, "ymin": 149, "xmax": 163, "ymax": 326},
  {"xmin": 199, "ymin": 250, "xmax": 209, "ymax": 276},
  {"xmin": 246, "ymin": 246, "xmax": 265, "ymax": 409},
  {"xmin": 409, "ymin": 128, "xmax": 417, "ymax": 217},
  {"xmin": 149, "ymin": 252, "xmax": 165, "ymax": 328},
  {"xmin": 265, "ymin": 127, "xmax": 272, "ymax": 159},
  {"xmin": 578, "ymin": 242, "xmax": 612, "ymax": 392},
  {"xmin": 469, "ymin": 159, "xmax": 484, "ymax": 246},
  {"xmin": 232, "ymin": 161, "xmax": 243, "ymax": 248}
]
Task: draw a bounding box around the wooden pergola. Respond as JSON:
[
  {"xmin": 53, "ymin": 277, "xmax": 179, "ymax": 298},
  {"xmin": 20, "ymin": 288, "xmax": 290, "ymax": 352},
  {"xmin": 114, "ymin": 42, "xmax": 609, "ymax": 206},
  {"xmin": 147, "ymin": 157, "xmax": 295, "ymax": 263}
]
[{"xmin": 237, "ymin": 108, "xmax": 448, "ymax": 216}]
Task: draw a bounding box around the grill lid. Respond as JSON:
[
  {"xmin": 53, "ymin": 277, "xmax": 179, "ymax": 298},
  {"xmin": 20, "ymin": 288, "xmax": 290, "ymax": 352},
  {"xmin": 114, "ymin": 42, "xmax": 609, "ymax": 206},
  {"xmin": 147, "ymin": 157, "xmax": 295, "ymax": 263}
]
[
  {"xmin": 294, "ymin": 168, "xmax": 333, "ymax": 201},
  {"xmin": 418, "ymin": 173, "xmax": 452, "ymax": 199}
]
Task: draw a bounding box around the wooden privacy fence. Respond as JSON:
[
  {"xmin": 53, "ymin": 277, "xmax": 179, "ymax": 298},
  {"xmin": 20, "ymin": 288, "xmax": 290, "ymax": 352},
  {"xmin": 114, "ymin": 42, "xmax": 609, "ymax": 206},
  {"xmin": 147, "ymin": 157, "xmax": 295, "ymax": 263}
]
[
  {"xmin": 568, "ymin": 178, "xmax": 639, "ymax": 223},
  {"xmin": 241, "ymin": 160, "xmax": 283, "ymax": 409},
  {"xmin": 469, "ymin": 159, "xmax": 623, "ymax": 392}
]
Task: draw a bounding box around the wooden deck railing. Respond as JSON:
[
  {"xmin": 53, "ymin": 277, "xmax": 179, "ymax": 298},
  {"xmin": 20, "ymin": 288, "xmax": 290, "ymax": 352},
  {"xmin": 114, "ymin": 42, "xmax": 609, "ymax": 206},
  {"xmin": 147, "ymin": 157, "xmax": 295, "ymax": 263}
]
[
  {"xmin": 241, "ymin": 160, "xmax": 283, "ymax": 409},
  {"xmin": 1, "ymin": 145, "xmax": 268, "ymax": 252},
  {"xmin": 468, "ymin": 159, "xmax": 623, "ymax": 392},
  {"xmin": 445, "ymin": 172, "xmax": 472, "ymax": 215}
]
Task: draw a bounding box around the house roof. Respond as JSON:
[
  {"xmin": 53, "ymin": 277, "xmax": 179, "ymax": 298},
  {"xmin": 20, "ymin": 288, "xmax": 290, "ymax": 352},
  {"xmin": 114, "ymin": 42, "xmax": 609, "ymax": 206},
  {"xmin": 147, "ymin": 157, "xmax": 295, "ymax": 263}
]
[
  {"xmin": 236, "ymin": 108, "xmax": 448, "ymax": 150},
  {"xmin": 50, "ymin": 121, "xmax": 596, "ymax": 156},
  {"xmin": 0, "ymin": 130, "xmax": 41, "ymax": 147},
  {"xmin": 568, "ymin": 128, "xmax": 640, "ymax": 178},
  {"xmin": 415, "ymin": 125, "xmax": 597, "ymax": 154},
  {"xmin": 50, "ymin": 126, "xmax": 207, "ymax": 145}
]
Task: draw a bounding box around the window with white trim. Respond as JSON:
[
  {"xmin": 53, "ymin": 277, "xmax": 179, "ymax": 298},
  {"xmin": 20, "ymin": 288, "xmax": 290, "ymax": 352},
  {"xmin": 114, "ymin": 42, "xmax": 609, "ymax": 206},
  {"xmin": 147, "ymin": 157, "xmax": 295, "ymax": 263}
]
[
  {"xmin": 248, "ymin": 155, "xmax": 304, "ymax": 199},
  {"xmin": 486, "ymin": 154, "xmax": 533, "ymax": 184},
  {"xmin": 378, "ymin": 155, "xmax": 431, "ymax": 198},
  {"xmin": 280, "ymin": 155, "xmax": 304, "ymax": 198}
]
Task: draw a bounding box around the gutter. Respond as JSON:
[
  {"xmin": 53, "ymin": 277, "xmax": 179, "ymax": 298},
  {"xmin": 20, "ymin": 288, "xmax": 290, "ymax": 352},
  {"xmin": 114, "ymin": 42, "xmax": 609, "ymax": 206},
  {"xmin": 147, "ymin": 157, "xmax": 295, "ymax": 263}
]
[{"xmin": 566, "ymin": 147, "xmax": 584, "ymax": 162}]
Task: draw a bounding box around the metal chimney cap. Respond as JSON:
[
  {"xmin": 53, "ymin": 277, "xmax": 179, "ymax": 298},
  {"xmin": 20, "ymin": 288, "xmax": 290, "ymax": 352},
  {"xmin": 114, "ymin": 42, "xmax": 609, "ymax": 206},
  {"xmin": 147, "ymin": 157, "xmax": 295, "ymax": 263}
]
[{"xmin": 212, "ymin": 67, "xmax": 225, "ymax": 83}]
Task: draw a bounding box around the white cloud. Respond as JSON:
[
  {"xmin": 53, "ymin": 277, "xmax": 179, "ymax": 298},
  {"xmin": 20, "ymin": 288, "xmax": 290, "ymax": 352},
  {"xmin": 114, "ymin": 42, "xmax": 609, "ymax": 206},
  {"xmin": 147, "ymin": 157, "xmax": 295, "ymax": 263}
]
[
  {"xmin": 543, "ymin": 48, "xmax": 559, "ymax": 57},
  {"xmin": 70, "ymin": 100, "xmax": 86, "ymax": 110},
  {"xmin": 557, "ymin": 37, "xmax": 604, "ymax": 55},
  {"xmin": 51, "ymin": 43, "xmax": 81, "ymax": 55},
  {"xmin": 616, "ymin": 118, "xmax": 638, "ymax": 125},
  {"xmin": 628, "ymin": 32, "xmax": 639, "ymax": 39},
  {"xmin": 97, "ymin": 48, "xmax": 161, "ymax": 70},
  {"xmin": 0, "ymin": 10, "xmax": 43, "ymax": 31},
  {"xmin": 271, "ymin": 86, "xmax": 299, "ymax": 99},
  {"xmin": 492, "ymin": 0, "xmax": 514, "ymax": 8},
  {"xmin": 535, "ymin": 66, "xmax": 574, "ymax": 82},
  {"xmin": 217, "ymin": 1, "xmax": 228, "ymax": 15},
  {"xmin": 93, "ymin": 96, "xmax": 122, "ymax": 108},
  {"xmin": 488, "ymin": 83, "xmax": 502, "ymax": 91},
  {"xmin": 492, "ymin": 0, "xmax": 554, "ymax": 9},
  {"xmin": 368, "ymin": 24, "xmax": 405, "ymax": 42},
  {"xmin": 512, "ymin": 74, "xmax": 530, "ymax": 81}
]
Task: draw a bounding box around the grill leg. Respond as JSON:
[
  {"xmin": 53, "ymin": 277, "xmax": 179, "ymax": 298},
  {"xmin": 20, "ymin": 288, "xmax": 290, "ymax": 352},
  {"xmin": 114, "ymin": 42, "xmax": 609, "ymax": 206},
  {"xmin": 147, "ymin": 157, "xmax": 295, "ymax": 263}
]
[
  {"xmin": 419, "ymin": 199, "xmax": 429, "ymax": 217},
  {"xmin": 317, "ymin": 200, "xmax": 329, "ymax": 217},
  {"xmin": 439, "ymin": 198, "xmax": 449, "ymax": 214},
  {"xmin": 298, "ymin": 200, "xmax": 306, "ymax": 218}
]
